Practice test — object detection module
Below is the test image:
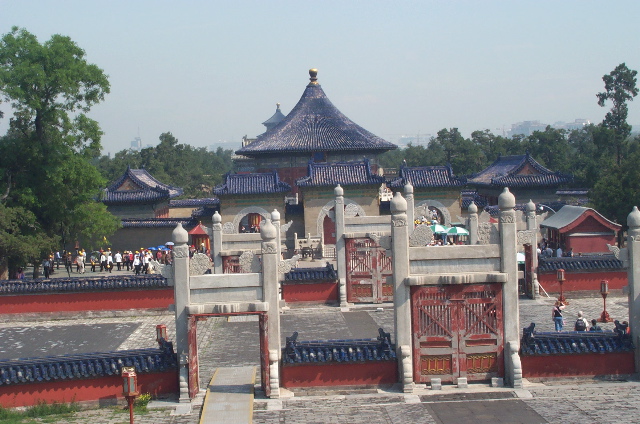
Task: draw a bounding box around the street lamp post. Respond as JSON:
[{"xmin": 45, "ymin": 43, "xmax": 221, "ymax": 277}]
[
  {"xmin": 122, "ymin": 367, "xmax": 139, "ymax": 424},
  {"xmin": 599, "ymin": 280, "xmax": 613, "ymax": 323},
  {"xmin": 557, "ymin": 268, "xmax": 568, "ymax": 305}
]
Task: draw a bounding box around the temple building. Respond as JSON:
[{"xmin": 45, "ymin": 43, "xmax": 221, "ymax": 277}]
[
  {"xmin": 101, "ymin": 167, "xmax": 219, "ymax": 251},
  {"xmin": 466, "ymin": 152, "xmax": 573, "ymax": 206}
]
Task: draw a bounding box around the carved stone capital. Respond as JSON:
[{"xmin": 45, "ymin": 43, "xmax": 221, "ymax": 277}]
[
  {"xmin": 500, "ymin": 214, "xmax": 515, "ymax": 223},
  {"xmin": 261, "ymin": 242, "xmax": 278, "ymax": 254},
  {"xmin": 393, "ymin": 217, "xmax": 408, "ymax": 227},
  {"xmin": 173, "ymin": 245, "xmax": 189, "ymax": 259}
]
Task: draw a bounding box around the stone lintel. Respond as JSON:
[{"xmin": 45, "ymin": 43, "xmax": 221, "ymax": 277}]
[
  {"xmin": 406, "ymin": 272, "xmax": 508, "ymax": 286},
  {"xmin": 189, "ymin": 273, "xmax": 261, "ymax": 289},
  {"xmin": 344, "ymin": 231, "xmax": 391, "ymax": 239},
  {"xmin": 220, "ymin": 249, "xmax": 260, "ymax": 257},
  {"xmin": 187, "ymin": 301, "xmax": 268, "ymax": 315},
  {"xmin": 409, "ymin": 244, "xmax": 500, "ymax": 261}
]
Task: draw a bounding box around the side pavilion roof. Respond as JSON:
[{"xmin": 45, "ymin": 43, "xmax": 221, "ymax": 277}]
[
  {"xmin": 467, "ymin": 152, "xmax": 572, "ymax": 188},
  {"xmin": 213, "ymin": 171, "xmax": 291, "ymax": 195},
  {"xmin": 296, "ymin": 160, "xmax": 386, "ymax": 188},
  {"xmin": 540, "ymin": 205, "xmax": 621, "ymax": 233},
  {"xmin": 387, "ymin": 165, "xmax": 466, "ymax": 189},
  {"xmin": 103, "ymin": 167, "xmax": 183, "ymax": 206},
  {"xmin": 236, "ymin": 69, "xmax": 397, "ymax": 157}
]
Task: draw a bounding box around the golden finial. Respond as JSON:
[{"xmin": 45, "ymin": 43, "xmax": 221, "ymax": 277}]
[
  {"xmin": 308, "ymin": 68, "xmax": 318, "ymax": 85},
  {"xmin": 276, "ymin": 103, "xmax": 280, "ymax": 109}
]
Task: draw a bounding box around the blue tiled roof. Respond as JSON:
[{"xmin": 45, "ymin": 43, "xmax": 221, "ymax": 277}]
[
  {"xmin": 460, "ymin": 191, "xmax": 488, "ymax": 210},
  {"xmin": 236, "ymin": 70, "xmax": 397, "ymax": 156},
  {"xmin": 213, "ymin": 171, "xmax": 291, "ymax": 195},
  {"xmin": 284, "ymin": 263, "xmax": 338, "ymax": 282},
  {"xmin": 467, "ymin": 152, "xmax": 572, "ymax": 188},
  {"xmin": 103, "ymin": 167, "xmax": 183, "ymax": 205},
  {"xmin": 282, "ymin": 328, "xmax": 396, "ymax": 365},
  {"xmin": 0, "ymin": 275, "xmax": 167, "ymax": 294},
  {"xmin": 262, "ymin": 103, "xmax": 286, "ymax": 131},
  {"xmin": 121, "ymin": 218, "xmax": 197, "ymax": 228},
  {"xmin": 387, "ymin": 165, "xmax": 466, "ymax": 189},
  {"xmin": 483, "ymin": 203, "xmax": 530, "ymax": 217},
  {"xmin": 538, "ymin": 255, "xmax": 624, "ymax": 272},
  {"xmin": 0, "ymin": 340, "xmax": 177, "ymax": 387},
  {"xmin": 520, "ymin": 323, "xmax": 633, "ymax": 356},
  {"xmin": 296, "ymin": 160, "xmax": 386, "ymax": 187},
  {"xmin": 170, "ymin": 198, "xmax": 219, "ymax": 207}
]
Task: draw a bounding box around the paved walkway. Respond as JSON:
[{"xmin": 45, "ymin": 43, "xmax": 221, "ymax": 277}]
[{"xmin": 199, "ymin": 367, "xmax": 256, "ymax": 424}]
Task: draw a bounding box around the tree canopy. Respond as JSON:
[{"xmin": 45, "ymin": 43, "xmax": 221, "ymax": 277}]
[{"xmin": 0, "ymin": 27, "xmax": 118, "ymax": 277}]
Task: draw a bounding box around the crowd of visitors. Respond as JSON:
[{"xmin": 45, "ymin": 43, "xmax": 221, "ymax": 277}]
[
  {"xmin": 11, "ymin": 247, "xmax": 176, "ymax": 280},
  {"xmin": 538, "ymin": 239, "xmax": 574, "ymax": 258}
]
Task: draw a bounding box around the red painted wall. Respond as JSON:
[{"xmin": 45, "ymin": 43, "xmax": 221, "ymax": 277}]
[
  {"xmin": 522, "ymin": 352, "xmax": 634, "ymax": 378},
  {"xmin": 282, "ymin": 282, "xmax": 339, "ymax": 303},
  {"xmin": 0, "ymin": 370, "xmax": 178, "ymax": 408},
  {"xmin": 567, "ymin": 234, "xmax": 616, "ymax": 254},
  {"xmin": 281, "ymin": 361, "xmax": 398, "ymax": 388},
  {"xmin": 1, "ymin": 288, "xmax": 174, "ymax": 314},
  {"xmin": 538, "ymin": 271, "xmax": 626, "ymax": 292}
]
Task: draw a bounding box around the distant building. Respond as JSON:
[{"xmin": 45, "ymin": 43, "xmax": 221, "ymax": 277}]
[
  {"xmin": 508, "ymin": 119, "xmax": 591, "ymax": 137},
  {"xmin": 130, "ymin": 137, "xmax": 142, "ymax": 151}
]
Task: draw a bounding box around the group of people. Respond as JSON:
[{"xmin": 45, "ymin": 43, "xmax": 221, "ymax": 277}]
[
  {"xmin": 552, "ymin": 301, "xmax": 627, "ymax": 333},
  {"xmin": 538, "ymin": 239, "xmax": 574, "ymax": 258},
  {"xmin": 36, "ymin": 247, "xmax": 174, "ymax": 279}
]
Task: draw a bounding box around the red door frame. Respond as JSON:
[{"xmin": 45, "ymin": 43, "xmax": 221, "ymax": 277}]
[
  {"xmin": 411, "ymin": 283, "xmax": 503, "ymax": 383},
  {"xmin": 186, "ymin": 312, "xmax": 270, "ymax": 398}
]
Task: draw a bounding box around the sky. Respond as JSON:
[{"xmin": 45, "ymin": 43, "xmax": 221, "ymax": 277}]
[{"xmin": 1, "ymin": 1, "xmax": 640, "ymax": 155}]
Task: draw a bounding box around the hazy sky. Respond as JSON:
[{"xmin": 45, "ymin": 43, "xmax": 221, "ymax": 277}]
[{"xmin": 1, "ymin": 1, "xmax": 639, "ymax": 155}]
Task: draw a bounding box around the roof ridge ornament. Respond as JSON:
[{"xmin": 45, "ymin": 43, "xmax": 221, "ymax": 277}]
[{"xmin": 308, "ymin": 68, "xmax": 319, "ymax": 86}]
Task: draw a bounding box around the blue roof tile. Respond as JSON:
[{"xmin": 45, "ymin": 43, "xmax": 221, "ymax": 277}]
[
  {"xmin": 282, "ymin": 328, "xmax": 396, "ymax": 365},
  {"xmin": 520, "ymin": 322, "xmax": 633, "ymax": 356},
  {"xmin": 121, "ymin": 218, "xmax": 197, "ymax": 228},
  {"xmin": 0, "ymin": 340, "xmax": 177, "ymax": 387},
  {"xmin": 213, "ymin": 171, "xmax": 291, "ymax": 195},
  {"xmin": 103, "ymin": 167, "xmax": 183, "ymax": 206},
  {"xmin": 0, "ymin": 275, "xmax": 167, "ymax": 294},
  {"xmin": 284, "ymin": 263, "xmax": 338, "ymax": 281},
  {"xmin": 236, "ymin": 70, "xmax": 397, "ymax": 156},
  {"xmin": 537, "ymin": 255, "xmax": 624, "ymax": 272},
  {"xmin": 170, "ymin": 198, "xmax": 219, "ymax": 207},
  {"xmin": 387, "ymin": 165, "xmax": 466, "ymax": 189},
  {"xmin": 296, "ymin": 160, "xmax": 385, "ymax": 187},
  {"xmin": 467, "ymin": 152, "xmax": 572, "ymax": 188}
]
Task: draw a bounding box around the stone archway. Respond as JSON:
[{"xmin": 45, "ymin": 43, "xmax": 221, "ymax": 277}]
[
  {"xmin": 316, "ymin": 199, "xmax": 366, "ymax": 239},
  {"xmin": 414, "ymin": 200, "xmax": 451, "ymax": 226},
  {"xmin": 223, "ymin": 207, "xmax": 270, "ymax": 234}
]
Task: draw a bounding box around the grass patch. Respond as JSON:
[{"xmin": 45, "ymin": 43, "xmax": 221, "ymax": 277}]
[{"xmin": 0, "ymin": 400, "xmax": 79, "ymax": 423}]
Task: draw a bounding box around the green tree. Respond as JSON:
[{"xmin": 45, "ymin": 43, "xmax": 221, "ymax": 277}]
[
  {"xmin": 0, "ymin": 27, "xmax": 118, "ymax": 276},
  {"xmin": 597, "ymin": 63, "xmax": 638, "ymax": 164}
]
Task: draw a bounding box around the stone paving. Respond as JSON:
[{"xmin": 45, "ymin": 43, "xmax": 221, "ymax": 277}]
[{"xmin": 2, "ymin": 291, "xmax": 637, "ymax": 423}]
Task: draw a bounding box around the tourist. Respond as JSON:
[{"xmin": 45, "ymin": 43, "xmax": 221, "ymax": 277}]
[
  {"xmin": 133, "ymin": 252, "xmax": 142, "ymax": 275},
  {"xmin": 99, "ymin": 250, "xmax": 107, "ymax": 272},
  {"xmin": 42, "ymin": 257, "xmax": 51, "ymax": 279},
  {"xmin": 574, "ymin": 311, "xmax": 588, "ymax": 331},
  {"xmin": 114, "ymin": 250, "xmax": 122, "ymax": 271},
  {"xmin": 589, "ymin": 319, "xmax": 602, "ymax": 332},
  {"xmin": 556, "ymin": 245, "xmax": 563, "ymax": 258},
  {"xmin": 552, "ymin": 301, "xmax": 565, "ymax": 331},
  {"xmin": 76, "ymin": 252, "xmax": 85, "ymax": 274}
]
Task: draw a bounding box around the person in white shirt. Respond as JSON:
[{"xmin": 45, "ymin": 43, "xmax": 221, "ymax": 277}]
[
  {"xmin": 106, "ymin": 251, "xmax": 113, "ymax": 273},
  {"xmin": 114, "ymin": 251, "xmax": 122, "ymax": 271}
]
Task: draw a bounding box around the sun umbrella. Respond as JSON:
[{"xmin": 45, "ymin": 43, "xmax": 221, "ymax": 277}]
[
  {"xmin": 517, "ymin": 252, "xmax": 526, "ymax": 264},
  {"xmin": 165, "ymin": 242, "xmax": 175, "ymax": 246},
  {"xmin": 447, "ymin": 226, "xmax": 469, "ymax": 236},
  {"xmin": 429, "ymin": 224, "xmax": 449, "ymax": 234}
]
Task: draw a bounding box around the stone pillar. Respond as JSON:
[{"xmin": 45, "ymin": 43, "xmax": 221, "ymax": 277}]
[
  {"xmin": 172, "ymin": 223, "xmax": 191, "ymax": 402},
  {"xmin": 272, "ymin": 209, "xmax": 283, "ymax": 302},
  {"xmin": 498, "ymin": 188, "xmax": 522, "ymax": 388},
  {"xmin": 390, "ymin": 192, "xmax": 414, "ymax": 392},
  {"xmin": 626, "ymin": 206, "xmax": 640, "ymax": 371},
  {"xmin": 404, "ymin": 183, "xmax": 414, "ymax": 230},
  {"xmin": 211, "ymin": 211, "xmax": 223, "ymax": 274},
  {"xmin": 334, "ymin": 185, "xmax": 348, "ymax": 307},
  {"xmin": 526, "ymin": 200, "xmax": 539, "ymax": 299},
  {"xmin": 261, "ymin": 219, "xmax": 281, "ymax": 397},
  {"xmin": 468, "ymin": 202, "xmax": 478, "ymax": 245}
]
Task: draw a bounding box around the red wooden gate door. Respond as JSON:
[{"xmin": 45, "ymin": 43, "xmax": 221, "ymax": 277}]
[
  {"xmin": 411, "ymin": 283, "xmax": 503, "ymax": 383},
  {"xmin": 187, "ymin": 315, "xmax": 200, "ymax": 398},
  {"xmin": 345, "ymin": 237, "xmax": 393, "ymax": 303}
]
